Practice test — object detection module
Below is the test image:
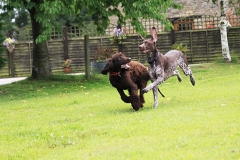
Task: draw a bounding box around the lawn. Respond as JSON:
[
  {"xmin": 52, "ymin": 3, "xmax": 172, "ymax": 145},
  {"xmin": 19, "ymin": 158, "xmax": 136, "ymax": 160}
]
[{"xmin": 0, "ymin": 63, "xmax": 239, "ymax": 160}]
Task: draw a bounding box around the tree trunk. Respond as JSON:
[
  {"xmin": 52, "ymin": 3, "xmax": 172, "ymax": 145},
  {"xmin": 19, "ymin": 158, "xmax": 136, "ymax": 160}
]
[
  {"xmin": 220, "ymin": 0, "xmax": 231, "ymax": 62},
  {"xmin": 28, "ymin": 7, "xmax": 52, "ymax": 79}
]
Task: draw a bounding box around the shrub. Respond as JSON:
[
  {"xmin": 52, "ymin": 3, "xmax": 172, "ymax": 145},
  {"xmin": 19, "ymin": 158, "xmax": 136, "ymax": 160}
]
[
  {"xmin": 94, "ymin": 46, "xmax": 115, "ymax": 62},
  {"xmin": 171, "ymin": 43, "xmax": 189, "ymax": 53}
]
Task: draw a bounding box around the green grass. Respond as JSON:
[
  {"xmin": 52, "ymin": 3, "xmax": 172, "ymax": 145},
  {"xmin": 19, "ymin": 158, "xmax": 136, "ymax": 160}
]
[{"xmin": 0, "ymin": 63, "xmax": 240, "ymax": 159}]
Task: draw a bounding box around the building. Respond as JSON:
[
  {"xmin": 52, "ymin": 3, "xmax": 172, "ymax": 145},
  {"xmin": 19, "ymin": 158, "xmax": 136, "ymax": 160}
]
[{"xmin": 108, "ymin": 0, "xmax": 238, "ymax": 34}]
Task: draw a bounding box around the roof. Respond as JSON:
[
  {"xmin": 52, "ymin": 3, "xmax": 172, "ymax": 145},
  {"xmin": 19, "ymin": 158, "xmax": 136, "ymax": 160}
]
[{"xmin": 167, "ymin": 0, "xmax": 224, "ymax": 18}]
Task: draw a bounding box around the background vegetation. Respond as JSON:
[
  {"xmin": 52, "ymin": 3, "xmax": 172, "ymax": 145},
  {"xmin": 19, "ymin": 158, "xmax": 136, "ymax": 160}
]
[
  {"xmin": 0, "ymin": 63, "xmax": 239, "ymax": 159},
  {"xmin": 0, "ymin": 22, "xmax": 7, "ymax": 69}
]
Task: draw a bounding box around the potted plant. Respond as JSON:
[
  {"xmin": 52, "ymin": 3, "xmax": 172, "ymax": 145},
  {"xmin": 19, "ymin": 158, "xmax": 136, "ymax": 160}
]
[
  {"xmin": 3, "ymin": 37, "xmax": 16, "ymax": 53},
  {"xmin": 109, "ymin": 28, "xmax": 126, "ymax": 44},
  {"xmin": 62, "ymin": 59, "xmax": 71, "ymax": 73},
  {"xmin": 91, "ymin": 46, "xmax": 115, "ymax": 73}
]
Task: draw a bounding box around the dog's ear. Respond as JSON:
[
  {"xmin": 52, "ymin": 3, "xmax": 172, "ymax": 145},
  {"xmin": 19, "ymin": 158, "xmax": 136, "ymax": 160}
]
[
  {"xmin": 139, "ymin": 34, "xmax": 145, "ymax": 41},
  {"xmin": 100, "ymin": 68, "xmax": 108, "ymax": 75},
  {"xmin": 100, "ymin": 59, "xmax": 113, "ymax": 75},
  {"xmin": 151, "ymin": 27, "xmax": 157, "ymax": 43}
]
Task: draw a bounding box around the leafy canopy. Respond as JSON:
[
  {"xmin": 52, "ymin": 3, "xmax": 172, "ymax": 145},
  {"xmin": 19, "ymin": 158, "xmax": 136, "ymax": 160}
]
[{"xmin": 3, "ymin": 0, "xmax": 182, "ymax": 43}]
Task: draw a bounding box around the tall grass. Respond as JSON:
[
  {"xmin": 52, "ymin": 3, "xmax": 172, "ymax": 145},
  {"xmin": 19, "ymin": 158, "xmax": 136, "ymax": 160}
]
[{"xmin": 0, "ymin": 63, "xmax": 239, "ymax": 159}]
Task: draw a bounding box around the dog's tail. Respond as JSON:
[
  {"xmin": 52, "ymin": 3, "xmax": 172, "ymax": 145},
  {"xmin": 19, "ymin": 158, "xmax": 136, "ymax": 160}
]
[{"xmin": 158, "ymin": 88, "xmax": 165, "ymax": 98}]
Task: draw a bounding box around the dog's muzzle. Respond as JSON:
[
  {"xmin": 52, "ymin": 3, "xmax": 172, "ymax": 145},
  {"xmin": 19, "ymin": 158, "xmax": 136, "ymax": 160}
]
[{"xmin": 139, "ymin": 45, "xmax": 147, "ymax": 54}]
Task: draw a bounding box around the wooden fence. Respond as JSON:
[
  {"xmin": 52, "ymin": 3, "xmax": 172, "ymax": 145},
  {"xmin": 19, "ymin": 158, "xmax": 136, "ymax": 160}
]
[{"xmin": 1, "ymin": 27, "xmax": 240, "ymax": 78}]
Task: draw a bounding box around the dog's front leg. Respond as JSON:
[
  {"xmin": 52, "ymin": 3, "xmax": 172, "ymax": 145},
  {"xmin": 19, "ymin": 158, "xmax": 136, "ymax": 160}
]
[
  {"xmin": 117, "ymin": 89, "xmax": 131, "ymax": 103},
  {"xmin": 143, "ymin": 66, "xmax": 164, "ymax": 93},
  {"xmin": 152, "ymin": 86, "xmax": 158, "ymax": 108}
]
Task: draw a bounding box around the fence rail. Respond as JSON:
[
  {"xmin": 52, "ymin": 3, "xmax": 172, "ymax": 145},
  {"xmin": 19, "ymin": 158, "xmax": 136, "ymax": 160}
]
[
  {"xmin": 1, "ymin": 15, "xmax": 240, "ymax": 77},
  {"xmin": 1, "ymin": 27, "xmax": 240, "ymax": 78}
]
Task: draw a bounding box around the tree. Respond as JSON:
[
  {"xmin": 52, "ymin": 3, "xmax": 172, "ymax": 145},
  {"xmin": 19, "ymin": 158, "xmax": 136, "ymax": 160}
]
[
  {"xmin": 2, "ymin": 0, "xmax": 181, "ymax": 79},
  {"xmin": 219, "ymin": 0, "xmax": 231, "ymax": 61},
  {"xmin": 213, "ymin": 0, "xmax": 232, "ymax": 62}
]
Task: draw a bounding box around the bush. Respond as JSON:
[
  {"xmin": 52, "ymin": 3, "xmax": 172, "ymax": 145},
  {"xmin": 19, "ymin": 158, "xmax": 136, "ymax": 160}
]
[
  {"xmin": 171, "ymin": 43, "xmax": 189, "ymax": 53},
  {"xmin": 94, "ymin": 46, "xmax": 115, "ymax": 62}
]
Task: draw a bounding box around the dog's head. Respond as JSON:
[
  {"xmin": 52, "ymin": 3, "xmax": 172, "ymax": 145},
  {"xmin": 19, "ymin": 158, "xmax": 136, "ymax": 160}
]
[
  {"xmin": 139, "ymin": 27, "xmax": 158, "ymax": 54},
  {"xmin": 101, "ymin": 52, "xmax": 131, "ymax": 75}
]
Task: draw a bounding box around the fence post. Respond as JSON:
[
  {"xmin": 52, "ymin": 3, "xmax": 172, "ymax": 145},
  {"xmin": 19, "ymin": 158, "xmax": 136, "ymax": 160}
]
[
  {"xmin": 62, "ymin": 26, "xmax": 69, "ymax": 60},
  {"xmin": 7, "ymin": 31, "xmax": 15, "ymax": 77},
  {"xmin": 190, "ymin": 31, "xmax": 193, "ymax": 63},
  {"xmin": 206, "ymin": 30, "xmax": 209, "ymax": 62},
  {"xmin": 170, "ymin": 20, "xmax": 176, "ymax": 45},
  {"xmin": 84, "ymin": 35, "xmax": 90, "ymax": 80}
]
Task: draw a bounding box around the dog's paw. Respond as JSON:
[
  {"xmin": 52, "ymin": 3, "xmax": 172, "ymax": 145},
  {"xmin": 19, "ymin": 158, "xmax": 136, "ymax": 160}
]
[
  {"xmin": 143, "ymin": 88, "xmax": 149, "ymax": 93},
  {"xmin": 191, "ymin": 78, "xmax": 195, "ymax": 86},
  {"xmin": 177, "ymin": 76, "xmax": 182, "ymax": 82}
]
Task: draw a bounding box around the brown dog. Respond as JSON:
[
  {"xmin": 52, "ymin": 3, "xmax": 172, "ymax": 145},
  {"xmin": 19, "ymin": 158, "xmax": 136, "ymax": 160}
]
[{"xmin": 101, "ymin": 52, "xmax": 150, "ymax": 111}]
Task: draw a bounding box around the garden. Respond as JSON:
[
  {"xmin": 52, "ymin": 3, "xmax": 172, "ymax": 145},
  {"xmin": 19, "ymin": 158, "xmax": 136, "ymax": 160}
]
[{"xmin": 0, "ymin": 62, "xmax": 239, "ymax": 159}]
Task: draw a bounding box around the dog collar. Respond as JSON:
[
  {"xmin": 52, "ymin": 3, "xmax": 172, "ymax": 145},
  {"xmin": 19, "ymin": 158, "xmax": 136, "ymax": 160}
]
[
  {"xmin": 110, "ymin": 72, "xmax": 121, "ymax": 77},
  {"xmin": 147, "ymin": 52, "xmax": 159, "ymax": 64}
]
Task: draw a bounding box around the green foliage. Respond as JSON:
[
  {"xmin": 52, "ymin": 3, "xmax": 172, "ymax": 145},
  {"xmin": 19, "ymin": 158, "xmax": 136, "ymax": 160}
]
[
  {"xmin": 128, "ymin": 0, "xmax": 182, "ymax": 35},
  {"xmin": 0, "ymin": 5, "xmax": 18, "ymax": 31},
  {"xmin": 1, "ymin": 0, "xmax": 183, "ymax": 78},
  {"xmin": 2, "ymin": 0, "xmax": 182, "ymax": 43},
  {"xmin": 212, "ymin": 0, "xmax": 218, "ymax": 4},
  {"xmin": 0, "ymin": 22, "xmax": 7, "ymax": 69},
  {"xmin": 56, "ymin": 8, "xmax": 93, "ymax": 27},
  {"xmin": 171, "ymin": 43, "xmax": 189, "ymax": 53},
  {"xmin": 0, "ymin": 63, "xmax": 240, "ymax": 159},
  {"xmin": 15, "ymin": 7, "xmax": 30, "ymax": 28}
]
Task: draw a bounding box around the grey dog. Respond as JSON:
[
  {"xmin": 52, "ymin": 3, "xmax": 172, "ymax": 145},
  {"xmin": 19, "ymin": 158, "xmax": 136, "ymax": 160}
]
[{"xmin": 139, "ymin": 27, "xmax": 195, "ymax": 108}]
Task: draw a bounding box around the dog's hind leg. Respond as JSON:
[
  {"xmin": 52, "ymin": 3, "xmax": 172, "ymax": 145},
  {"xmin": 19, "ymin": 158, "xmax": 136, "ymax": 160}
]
[
  {"xmin": 178, "ymin": 57, "xmax": 195, "ymax": 86},
  {"xmin": 188, "ymin": 69, "xmax": 195, "ymax": 86},
  {"xmin": 117, "ymin": 89, "xmax": 131, "ymax": 103}
]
